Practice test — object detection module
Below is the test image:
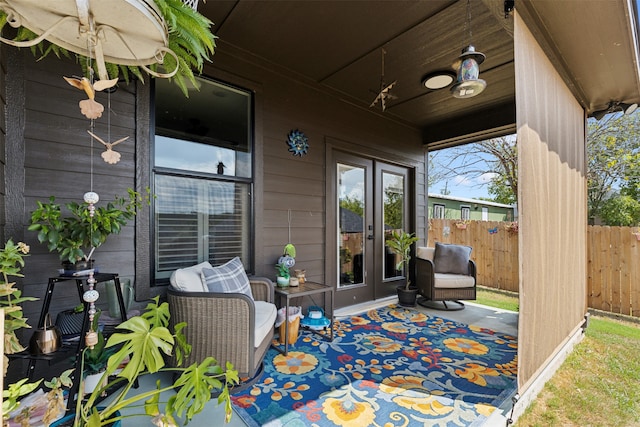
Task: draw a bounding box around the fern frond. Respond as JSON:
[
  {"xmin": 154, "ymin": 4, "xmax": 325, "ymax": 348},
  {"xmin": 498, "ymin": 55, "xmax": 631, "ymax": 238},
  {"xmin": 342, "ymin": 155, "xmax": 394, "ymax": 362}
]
[{"xmin": 0, "ymin": 3, "xmax": 216, "ymax": 97}]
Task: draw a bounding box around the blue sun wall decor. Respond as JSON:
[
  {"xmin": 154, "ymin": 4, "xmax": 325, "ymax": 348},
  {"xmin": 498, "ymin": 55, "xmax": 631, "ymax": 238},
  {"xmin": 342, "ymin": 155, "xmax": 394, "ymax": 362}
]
[{"xmin": 287, "ymin": 129, "xmax": 309, "ymax": 156}]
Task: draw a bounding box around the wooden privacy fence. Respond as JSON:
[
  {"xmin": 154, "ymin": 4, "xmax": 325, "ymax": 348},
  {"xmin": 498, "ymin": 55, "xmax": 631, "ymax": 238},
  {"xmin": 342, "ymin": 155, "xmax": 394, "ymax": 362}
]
[
  {"xmin": 426, "ymin": 219, "xmax": 519, "ymax": 292},
  {"xmin": 426, "ymin": 219, "xmax": 640, "ymax": 318},
  {"xmin": 588, "ymin": 226, "xmax": 640, "ymax": 318}
]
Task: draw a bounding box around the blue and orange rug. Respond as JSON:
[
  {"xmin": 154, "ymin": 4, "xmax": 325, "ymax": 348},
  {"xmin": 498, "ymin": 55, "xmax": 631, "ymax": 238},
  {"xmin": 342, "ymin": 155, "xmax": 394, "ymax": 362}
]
[{"xmin": 231, "ymin": 305, "xmax": 517, "ymax": 426}]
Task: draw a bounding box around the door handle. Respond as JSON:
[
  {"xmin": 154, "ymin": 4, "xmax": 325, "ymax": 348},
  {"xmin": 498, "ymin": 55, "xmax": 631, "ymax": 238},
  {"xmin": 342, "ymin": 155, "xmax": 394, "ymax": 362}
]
[{"xmin": 367, "ymin": 234, "xmax": 374, "ymax": 240}]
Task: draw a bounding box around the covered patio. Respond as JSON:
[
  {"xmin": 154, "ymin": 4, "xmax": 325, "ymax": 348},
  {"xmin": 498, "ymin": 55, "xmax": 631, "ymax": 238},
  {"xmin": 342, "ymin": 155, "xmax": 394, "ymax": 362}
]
[
  {"xmin": 1, "ymin": 0, "xmax": 639, "ymax": 425},
  {"xmin": 108, "ymin": 299, "xmax": 519, "ymax": 426}
]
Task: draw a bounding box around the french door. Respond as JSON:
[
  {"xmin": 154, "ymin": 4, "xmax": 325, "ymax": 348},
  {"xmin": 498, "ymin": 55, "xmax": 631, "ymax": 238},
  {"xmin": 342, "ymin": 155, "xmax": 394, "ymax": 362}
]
[{"xmin": 332, "ymin": 151, "xmax": 411, "ymax": 309}]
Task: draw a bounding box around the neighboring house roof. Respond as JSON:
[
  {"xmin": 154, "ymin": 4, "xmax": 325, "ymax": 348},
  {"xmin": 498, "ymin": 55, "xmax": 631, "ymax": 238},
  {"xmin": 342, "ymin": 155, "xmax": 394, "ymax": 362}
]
[
  {"xmin": 428, "ymin": 193, "xmax": 514, "ymax": 209},
  {"xmin": 340, "ymin": 207, "xmax": 364, "ymax": 233},
  {"xmin": 340, "ymin": 207, "xmax": 394, "ymax": 232}
]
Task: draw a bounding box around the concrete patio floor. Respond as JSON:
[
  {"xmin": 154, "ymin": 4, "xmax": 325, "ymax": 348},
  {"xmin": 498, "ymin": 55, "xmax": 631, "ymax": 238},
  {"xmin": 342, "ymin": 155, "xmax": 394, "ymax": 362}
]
[{"xmin": 103, "ymin": 298, "xmax": 519, "ymax": 426}]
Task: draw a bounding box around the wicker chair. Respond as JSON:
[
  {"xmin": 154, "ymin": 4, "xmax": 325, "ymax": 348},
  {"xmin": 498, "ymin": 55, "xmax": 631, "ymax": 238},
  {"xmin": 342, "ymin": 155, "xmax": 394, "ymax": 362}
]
[
  {"xmin": 167, "ymin": 274, "xmax": 276, "ymax": 378},
  {"xmin": 415, "ymin": 246, "xmax": 476, "ymax": 311}
]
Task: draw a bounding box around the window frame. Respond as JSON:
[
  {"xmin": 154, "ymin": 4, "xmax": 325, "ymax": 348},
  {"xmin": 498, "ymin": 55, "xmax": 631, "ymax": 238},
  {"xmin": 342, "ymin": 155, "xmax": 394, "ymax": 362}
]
[
  {"xmin": 433, "ymin": 203, "xmax": 445, "ymax": 219},
  {"xmin": 460, "ymin": 205, "xmax": 471, "ymax": 220},
  {"xmin": 150, "ymin": 76, "xmax": 256, "ymax": 287}
]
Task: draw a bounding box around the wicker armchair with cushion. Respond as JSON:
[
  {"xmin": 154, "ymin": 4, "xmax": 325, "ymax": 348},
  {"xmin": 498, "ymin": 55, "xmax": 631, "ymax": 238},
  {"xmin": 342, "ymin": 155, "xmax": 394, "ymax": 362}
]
[
  {"xmin": 416, "ymin": 243, "xmax": 477, "ymax": 311},
  {"xmin": 167, "ymin": 258, "xmax": 277, "ymax": 378}
]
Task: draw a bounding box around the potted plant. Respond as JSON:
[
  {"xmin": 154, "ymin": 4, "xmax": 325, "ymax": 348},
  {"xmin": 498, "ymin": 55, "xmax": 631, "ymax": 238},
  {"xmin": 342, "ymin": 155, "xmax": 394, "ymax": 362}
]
[
  {"xmin": 28, "ymin": 188, "xmax": 148, "ymax": 269},
  {"xmin": 1, "ymin": 240, "xmax": 237, "ymax": 426},
  {"xmin": 275, "ymin": 262, "xmax": 291, "ymax": 287},
  {"xmin": 385, "ymin": 230, "xmax": 419, "ymax": 307},
  {"xmin": 66, "ymin": 297, "xmax": 238, "ymax": 426},
  {"xmin": 6, "ymin": 297, "xmax": 238, "ymax": 427}
]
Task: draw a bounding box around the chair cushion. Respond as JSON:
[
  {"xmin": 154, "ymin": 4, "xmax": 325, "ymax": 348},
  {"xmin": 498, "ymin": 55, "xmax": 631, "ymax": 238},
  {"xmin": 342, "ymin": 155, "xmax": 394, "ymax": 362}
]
[
  {"xmin": 433, "ymin": 242, "xmax": 472, "ymax": 275},
  {"xmin": 201, "ymin": 257, "xmax": 254, "ymax": 299},
  {"xmin": 434, "ymin": 273, "xmax": 476, "ymax": 288},
  {"xmin": 170, "ymin": 261, "xmax": 212, "ymax": 292},
  {"xmin": 254, "ymin": 301, "xmax": 277, "ymax": 345}
]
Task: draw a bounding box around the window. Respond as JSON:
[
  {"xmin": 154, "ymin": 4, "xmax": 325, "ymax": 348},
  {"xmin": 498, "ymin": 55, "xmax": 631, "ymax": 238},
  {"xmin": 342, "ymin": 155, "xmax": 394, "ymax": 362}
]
[
  {"xmin": 460, "ymin": 206, "xmax": 470, "ymax": 220},
  {"xmin": 433, "ymin": 204, "xmax": 445, "ymax": 219},
  {"xmin": 153, "ymin": 77, "xmax": 253, "ymax": 284}
]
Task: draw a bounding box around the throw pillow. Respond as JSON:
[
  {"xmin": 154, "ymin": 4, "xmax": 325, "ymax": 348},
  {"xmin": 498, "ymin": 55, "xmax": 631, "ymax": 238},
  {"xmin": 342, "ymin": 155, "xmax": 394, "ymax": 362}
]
[
  {"xmin": 433, "ymin": 242, "xmax": 472, "ymax": 275},
  {"xmin": 170, "ymin": 261, "xmax": 212, "ymax": 292},
  {"xmin": 201, "ymin": 257, "xmax": 254, "ymax": 299}
]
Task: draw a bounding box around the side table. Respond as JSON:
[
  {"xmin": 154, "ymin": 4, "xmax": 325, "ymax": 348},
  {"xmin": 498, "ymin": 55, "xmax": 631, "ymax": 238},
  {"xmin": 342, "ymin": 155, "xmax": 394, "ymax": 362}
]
[{"xmin": 273, "ymin": 281, "xmax": 334, "ymax": 355}]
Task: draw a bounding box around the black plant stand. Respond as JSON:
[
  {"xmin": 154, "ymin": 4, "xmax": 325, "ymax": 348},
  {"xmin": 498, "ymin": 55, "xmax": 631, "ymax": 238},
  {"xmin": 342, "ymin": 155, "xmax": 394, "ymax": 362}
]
[{"xmin": 27, "ymin": 273, "xmax": 128, "ymax": 411}]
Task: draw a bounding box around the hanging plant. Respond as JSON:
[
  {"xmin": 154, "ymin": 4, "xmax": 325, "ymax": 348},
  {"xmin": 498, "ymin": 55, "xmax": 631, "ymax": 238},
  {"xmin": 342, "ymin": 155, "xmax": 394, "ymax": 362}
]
[
  {"xmin": 504, "ymin": 221, "xmax": 519, "ymax": 234},
  {"xmin": 0, "ymin": 0, "xmax": 216, "ymax": 96}
]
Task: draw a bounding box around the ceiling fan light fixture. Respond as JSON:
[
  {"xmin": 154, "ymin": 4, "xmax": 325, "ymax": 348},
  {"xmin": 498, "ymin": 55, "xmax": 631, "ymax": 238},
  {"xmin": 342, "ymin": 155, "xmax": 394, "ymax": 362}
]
[
  {"xmin": 422, "ymin": 71, "xmax": 456, "ymax": 90},
  {"xmin": 451, "ymin": 44, "xmax": 486, "ymax": 99},
  {"xmin": 592, "ymin": 101, "xmax": 639, "ymax": 120}
]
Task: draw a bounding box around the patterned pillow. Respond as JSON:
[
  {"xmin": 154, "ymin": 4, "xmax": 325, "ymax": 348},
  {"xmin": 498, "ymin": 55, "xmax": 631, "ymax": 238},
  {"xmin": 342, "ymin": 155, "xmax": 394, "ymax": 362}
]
[
  {"xmin": 433, "ymin": 242, "xmax": 472, "ymax": 275},
  {"xmin": 200, "ymin": 257, "xmax": 253, "ymax": 299}
]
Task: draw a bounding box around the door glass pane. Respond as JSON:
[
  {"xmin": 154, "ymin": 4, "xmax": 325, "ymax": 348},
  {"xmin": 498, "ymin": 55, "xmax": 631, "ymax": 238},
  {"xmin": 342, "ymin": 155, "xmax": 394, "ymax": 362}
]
[
  {"xmin": 338, "ymin": 163, "xmax": 365, "ymax": 287},
  {"xmin": 383, "ymin": 172, "xmax": 404, "ymax": 279}
]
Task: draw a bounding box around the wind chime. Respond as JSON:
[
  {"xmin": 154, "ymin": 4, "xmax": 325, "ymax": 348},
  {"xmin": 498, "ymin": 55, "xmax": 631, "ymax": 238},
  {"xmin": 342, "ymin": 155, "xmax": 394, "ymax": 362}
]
[
  {"xmin": 79, "ymin": 31, "xmax": 118, "ymax": 350},
  {"xmin": 0, "ymin": 0, "xmax": 183, "ymax": 349}
]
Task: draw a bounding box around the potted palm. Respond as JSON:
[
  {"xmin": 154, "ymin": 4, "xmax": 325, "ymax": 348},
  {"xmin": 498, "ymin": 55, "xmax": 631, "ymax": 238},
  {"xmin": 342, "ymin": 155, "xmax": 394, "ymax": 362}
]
[
  {"xmin": 28, "ymin": 188, "xmax": 148, "ymax": 270},
  {"xmin": 385, "ymin": 230, "xmax": 419, "ymax": 307}
]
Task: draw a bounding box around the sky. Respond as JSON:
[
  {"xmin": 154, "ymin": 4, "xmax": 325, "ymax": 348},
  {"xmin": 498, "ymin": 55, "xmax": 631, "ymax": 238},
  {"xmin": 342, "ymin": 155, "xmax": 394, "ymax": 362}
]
[
  {"xmin": 429, "ymin": 147, "xmax": 497, "ymax": 201},
  {"xmin": 434, "ymin": 173, "xmax": 493, "ymax": 200}
]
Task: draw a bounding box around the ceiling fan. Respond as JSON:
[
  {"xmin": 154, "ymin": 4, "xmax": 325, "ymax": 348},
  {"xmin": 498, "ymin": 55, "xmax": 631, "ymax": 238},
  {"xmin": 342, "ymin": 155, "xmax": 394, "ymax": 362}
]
[
  {"xmin": 591, "ymin": 101, "xmax": 638, "ymax": 120},
  {"xmin": 369, "ymin": 48, "xmax": 397, "ymax": 112}
]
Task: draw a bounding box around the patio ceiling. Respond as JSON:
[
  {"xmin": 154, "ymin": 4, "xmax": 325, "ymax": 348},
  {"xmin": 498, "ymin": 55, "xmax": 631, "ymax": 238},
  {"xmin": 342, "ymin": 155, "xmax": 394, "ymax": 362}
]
[{"xmin": 199, "ymin": 0, "xmax": 640, "ymax": 147}]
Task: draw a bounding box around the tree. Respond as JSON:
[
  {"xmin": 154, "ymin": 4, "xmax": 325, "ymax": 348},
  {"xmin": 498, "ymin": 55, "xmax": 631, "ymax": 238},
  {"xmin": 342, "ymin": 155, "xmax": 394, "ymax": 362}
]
[
  {"xmin": 430, "ymin": 136, "xmax": 517, "ymax": 203},
  {"xmin": 598, "ymin": 195, "xmax": 640, "ymax": 226},
  {"xmin": 427, "ymin": 111, "xmax": 640, "ymax": 225},
  {"xmin": 587, "ymin": 112, "xmax": 640, "ymax": 223},
  {"xmin": 339, "ymin": 196, "xmax": 364, "ymax": 217}
]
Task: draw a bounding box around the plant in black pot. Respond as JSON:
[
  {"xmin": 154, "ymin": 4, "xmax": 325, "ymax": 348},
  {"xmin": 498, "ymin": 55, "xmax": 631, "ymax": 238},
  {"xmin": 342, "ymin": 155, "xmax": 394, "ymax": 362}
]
[
  {"xmin": 28, "ymin": 188, "xmax": 148, "ymax": 271},
  {"xmin": 386, "ymin": 230, "xmax": 419, "ymax": 307}
]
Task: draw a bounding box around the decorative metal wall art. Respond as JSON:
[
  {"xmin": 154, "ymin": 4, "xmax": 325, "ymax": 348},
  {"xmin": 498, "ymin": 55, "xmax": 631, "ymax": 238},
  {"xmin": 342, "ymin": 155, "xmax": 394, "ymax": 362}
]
[{"xmin": 287, "ymin": 129, "xmax": 309, "ymax": 156}]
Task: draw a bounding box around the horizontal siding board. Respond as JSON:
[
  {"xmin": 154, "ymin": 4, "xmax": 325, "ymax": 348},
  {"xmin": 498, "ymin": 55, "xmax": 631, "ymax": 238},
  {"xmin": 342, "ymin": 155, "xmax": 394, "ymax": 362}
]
[
  {"xmin": 264, "ymin": 173, "xmax": 324, "ymax": 197},
  {"xmin": 24, "ymin": 112, "xmax": 134, "ymax": 152},
  {"xmin": 24, "ymin": 80, "xmax": 135, "ymax": 126},
  {"xmin": 262, "ymin": 209, "xmax": 324, "ymax": 228},
  {"xmin": 263, "ymin": 193, "xmax": 324, "ymax": 211}
]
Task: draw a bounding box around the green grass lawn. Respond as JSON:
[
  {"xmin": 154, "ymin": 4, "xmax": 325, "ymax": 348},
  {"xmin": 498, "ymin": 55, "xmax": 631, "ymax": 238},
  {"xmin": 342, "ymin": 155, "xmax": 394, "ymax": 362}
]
[
  {"xmin": 475, "ymin": 287, "xmax": 519, "ymax": 312},
  {"xmin": 478, "ymin": 287, "xmax": 640, "ymax": 426}
]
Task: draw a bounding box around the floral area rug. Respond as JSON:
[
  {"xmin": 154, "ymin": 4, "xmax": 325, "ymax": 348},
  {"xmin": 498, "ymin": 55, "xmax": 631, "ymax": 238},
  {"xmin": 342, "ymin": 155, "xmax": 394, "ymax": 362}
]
[{"xmin": 231, "ymin": 304, "xmax": 518, "ymax": 426}]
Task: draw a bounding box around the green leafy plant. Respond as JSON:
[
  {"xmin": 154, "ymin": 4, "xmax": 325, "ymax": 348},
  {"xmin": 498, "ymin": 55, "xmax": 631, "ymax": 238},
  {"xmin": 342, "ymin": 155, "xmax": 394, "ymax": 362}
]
[
  {"xmin": 275, "ymin": 263, "xmax": 290, "ymax": 279},
  {"xmin": 385, "ymin": 230, "xmax": 419, "ymax": 290},
  {"xmin": 1, "ymin": 239, "xmax": 41, "ymax": 420},
  {"xmin": 0, "ymin": 0, "xmax": 216, "ymax": 97},
  {"xmin": 72, "ymin": 297, "xmax": 239, "ymax": 426},
  {"xmin": 28, "ymin": 188, "xmax": 149, "ymax": 264}
]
